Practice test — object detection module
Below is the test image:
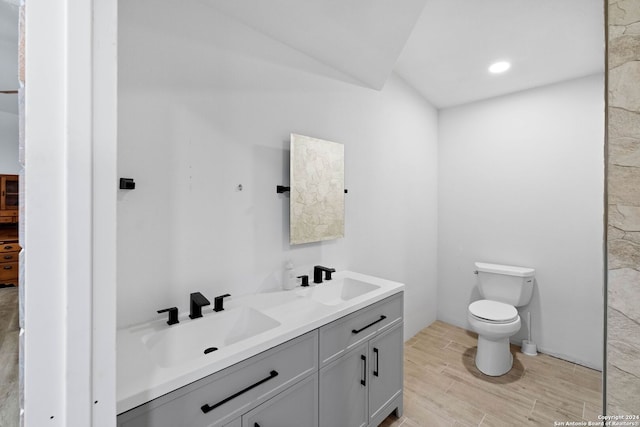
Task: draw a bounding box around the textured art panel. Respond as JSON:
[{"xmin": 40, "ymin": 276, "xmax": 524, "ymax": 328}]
[{"xmin": 290, "ymin": 134, "xmax": 344, "ymax": 245}]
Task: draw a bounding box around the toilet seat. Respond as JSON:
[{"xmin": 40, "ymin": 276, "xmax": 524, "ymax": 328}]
[{"xmin": 468, "ymin": 300, "xmax": 518, "ymax": 324}]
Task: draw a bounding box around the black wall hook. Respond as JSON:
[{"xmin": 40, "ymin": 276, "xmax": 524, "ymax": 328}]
[{"xmin": 119, "ymin": 178, "xmax": 135, "ymax": 190}]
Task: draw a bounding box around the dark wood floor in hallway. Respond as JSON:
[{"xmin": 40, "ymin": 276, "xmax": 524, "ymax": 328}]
[{"xmin": 0, "ymin": 286, "xmax": 19, "ymax": 427}]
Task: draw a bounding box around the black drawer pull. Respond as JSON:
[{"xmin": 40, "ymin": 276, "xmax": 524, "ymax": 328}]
[
  {"xmin": 4, "ymin": 255, "xmax": 11, "ymax": 259},
  {"xmin": 4, "ymin": 245, "xmax": 13, "ymax": 250},
  {"xmin": 201, "ymin": 370, "xmax": 278, "ymax": 414},
  {"xmin": 352, "ymin": 315, "xmax": 386, "ymax": 334},
  {"xmin": 3, "ymin": 265, "xmax": 12, "ymax": 270},
  {"xmin": 373, "ymin": 348, "xmax": 379, "ymax": 377},
  {"xmin": 360, "ymin": 355, "xmax": 366, "ymax": 386}
]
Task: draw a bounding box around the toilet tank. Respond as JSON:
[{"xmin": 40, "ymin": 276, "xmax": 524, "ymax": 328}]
[{"xmin": 475, "ymin": 262, "xmax": 535, "ymax": 307}]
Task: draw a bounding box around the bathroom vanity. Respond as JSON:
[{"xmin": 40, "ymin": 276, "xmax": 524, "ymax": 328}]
[{"xmin": 116, "ymin": 272, "xmax": 404, "ymax": 427}]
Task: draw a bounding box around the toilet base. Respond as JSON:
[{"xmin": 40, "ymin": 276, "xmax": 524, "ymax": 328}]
[{"xmin": 475, "ymin": 335, "xmax": 513, "ymax": 376}]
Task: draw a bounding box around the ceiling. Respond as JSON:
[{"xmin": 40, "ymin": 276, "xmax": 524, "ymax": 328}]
[
  {"xmin": 208, "ymin": 0, "xmax": 605, "ymax": 109},
  {"xmin": 395, "ymin": 0, "xmax": 605, "ymax": 108},
  {"xmin": 208, "ymin": 0, "xmax": 427, "ymax": 90},
  {"xmin": 0, "ymin": 0, "xmax": 605, "ymax": 113}
]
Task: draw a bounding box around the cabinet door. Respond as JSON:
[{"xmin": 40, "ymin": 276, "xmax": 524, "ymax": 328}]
[
  {"xmin": 368, "ymin": 323, "xmax": 403, "ymax": 423},
  {"xmin": 242, "ymin": 373, "xmax": 317, "ymax": 427},
  {"xmin": 319, "ymin": 343, "xmax": 368, "ymax": 427}
]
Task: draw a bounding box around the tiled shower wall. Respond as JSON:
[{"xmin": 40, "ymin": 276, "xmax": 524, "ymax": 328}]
[{"xmin": 607, "ymin": 0, "xmax": 640, "ymax": 415}]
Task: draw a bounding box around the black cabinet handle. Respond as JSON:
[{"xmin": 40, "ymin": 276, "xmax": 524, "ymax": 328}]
[
  {"xmin": 4, "ymin": 255, "xmax": 12, "ymax": 260},
  {"xmin": 352, "ymin": 315, "xmax": 386, "ymax": 334},
  {"xmin": 360, "ymin": 355, "xmax": 366, "ymax": 386},
  {"xmin": 3, "ymin": 265, "xmax": 12, "ymax": 270},
  {"xmin": 373, "ymin": 348, "xmax": 379, "ymax": 377},
  {"xmin": 201, "ymin": 370, "xmax": 279, "ymax": 414},
  {"xmin": 4, "ymin": 245, "xmax": 13, "ymax": 250}
]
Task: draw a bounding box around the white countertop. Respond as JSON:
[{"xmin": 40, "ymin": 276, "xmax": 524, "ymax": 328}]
[{"xmin": 116, "ymin": 271, "xmax": 404, "ymax": 413}]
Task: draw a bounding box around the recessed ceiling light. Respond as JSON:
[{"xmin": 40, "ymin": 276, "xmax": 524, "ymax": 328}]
[{"xmin": 488, "ymin": 61, "xmax": 511, "ymax": 74}]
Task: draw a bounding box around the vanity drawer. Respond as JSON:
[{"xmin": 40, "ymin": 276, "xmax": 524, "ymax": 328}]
[
  {"xmin": 0, "ymin": 262, "xmax": 18, "ymax": 281},
  {"xmin": 118, "ymin": 330, "xmax": 318, "ymax": 427},
  {"xmin": 319, "ymin": 293, "xmax": 403, "ymax": 367},
  {"xmin": 241, "ymin": 372, "xmax": 318, "ymax": 427}
]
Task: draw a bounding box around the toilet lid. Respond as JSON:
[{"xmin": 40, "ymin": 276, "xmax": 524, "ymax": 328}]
[{"xmin": 469, "ymin": 300, "xmax": 518, "ymax": 323}]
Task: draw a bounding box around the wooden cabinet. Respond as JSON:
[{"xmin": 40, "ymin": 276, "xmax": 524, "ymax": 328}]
[
  {"xmin": 0, "ymin": 175, "xmax": 19, "ymax": 224},
  {"xmin": 0, "ymin": 242, "xmax": 20, "ymax": 287}
]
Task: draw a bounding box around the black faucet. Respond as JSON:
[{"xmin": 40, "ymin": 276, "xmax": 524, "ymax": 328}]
[
  {"xmin": 157, "ymin": 307, "xmax": 179, "ymax": 325},
  {"xmin": 314, "ymin": 266, "xmax": 336, "ymax": 284},
  {"xmin": 213, "ymin": 294, "xmax": 231, "ymax": 312},
  {"xmin": 189, "ymin": 292, "xmax": 210, "ymax": 319}
]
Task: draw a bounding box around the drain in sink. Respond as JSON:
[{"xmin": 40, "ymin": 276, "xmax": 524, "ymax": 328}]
[{"xmin": 203, "ymin": 347, "xmax": 218, "ymax": 355}]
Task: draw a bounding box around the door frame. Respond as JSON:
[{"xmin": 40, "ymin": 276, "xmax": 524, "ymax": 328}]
[{"xmin": 22, "ymin": 0, "xmax": 117, "ymax": 425}]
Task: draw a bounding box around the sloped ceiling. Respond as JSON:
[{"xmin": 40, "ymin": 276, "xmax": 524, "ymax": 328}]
[
  {"xmin": 205, "ymin": 0, "xmax": 428, "ymax": 90},
  {"xmin": 204, "ymin": 0, "xmax": 604, "ymax": 108}
]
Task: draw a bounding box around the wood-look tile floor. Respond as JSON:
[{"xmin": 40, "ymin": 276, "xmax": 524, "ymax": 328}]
[
  {"xmin": 380, "ymin": 320, "xmax": 602, "ymax": 427},
  {"xmin": 0, "ymin": 286, "xmax": 19, "ymax": 427}
]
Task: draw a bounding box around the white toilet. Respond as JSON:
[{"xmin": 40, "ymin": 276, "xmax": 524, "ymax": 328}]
[{"xmin": 467, "ymin": 262, "xmax": 535, "ymax": 376}]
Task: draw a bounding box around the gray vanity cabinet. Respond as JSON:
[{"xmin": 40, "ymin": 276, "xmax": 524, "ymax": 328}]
[
  {"xmin": 118, "ymin": 292, "xmax": 404, "ymax": 427},
  {"xmin": 318, "ymin": 293, "xmax": 404, "ymax": 427}
]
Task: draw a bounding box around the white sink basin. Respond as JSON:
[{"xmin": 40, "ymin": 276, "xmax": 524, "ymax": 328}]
[
  {"xmin": 298, "ymin": 277, "xmax": 380, "ymax": 306},
  {"xmin": 142, "ymin": 307, "xmax": 280, "ymax": 368}
]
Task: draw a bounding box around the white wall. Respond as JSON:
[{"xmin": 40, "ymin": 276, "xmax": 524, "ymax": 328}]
[
  {"xmin": 117, "ymin": 0, "xmax": 438, "ymax": 338},
  {"xmin": 0, "ymin": 110, "xmax": 19, "ymax": 173},
  {"xmin": 437, "ymin": 74, "xmax": 605, "ymax": 369}
]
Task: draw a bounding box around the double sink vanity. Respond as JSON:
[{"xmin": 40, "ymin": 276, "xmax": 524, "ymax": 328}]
[{"xmin": 117, "ymin": 271, "xmax": 405, "ymax": 427}]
